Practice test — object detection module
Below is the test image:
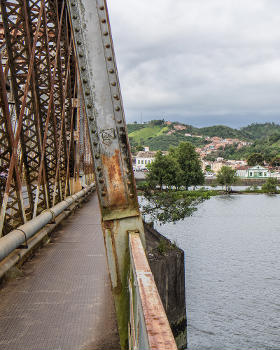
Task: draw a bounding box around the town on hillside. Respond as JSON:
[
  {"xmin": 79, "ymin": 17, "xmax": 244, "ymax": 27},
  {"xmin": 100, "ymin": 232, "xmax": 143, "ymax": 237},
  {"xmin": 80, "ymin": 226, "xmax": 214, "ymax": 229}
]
[
  {"xmin": 133, "ymin": 146, "xmax": 280, "ymax": 179},
  {"xmin": 128, "ymin": 120, "xmax": 280, "ymax": 179}
]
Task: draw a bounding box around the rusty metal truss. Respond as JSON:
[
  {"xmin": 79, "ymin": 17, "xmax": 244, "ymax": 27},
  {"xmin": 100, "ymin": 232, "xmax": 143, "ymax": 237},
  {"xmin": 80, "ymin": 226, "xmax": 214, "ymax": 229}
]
[
  {"xmin": 0, "ymin": 0, "xmax": 94, "ymax": 237},
  {"xmin": 0, "ymin": 2, "xmax": 179, "ymax": 349}
]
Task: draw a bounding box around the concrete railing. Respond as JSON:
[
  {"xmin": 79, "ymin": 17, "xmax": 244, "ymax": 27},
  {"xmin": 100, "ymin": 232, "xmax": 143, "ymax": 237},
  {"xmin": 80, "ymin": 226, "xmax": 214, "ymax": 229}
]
[{"xmin": 128, "ymin": 232, "xmax": 177, "ymax": 350}]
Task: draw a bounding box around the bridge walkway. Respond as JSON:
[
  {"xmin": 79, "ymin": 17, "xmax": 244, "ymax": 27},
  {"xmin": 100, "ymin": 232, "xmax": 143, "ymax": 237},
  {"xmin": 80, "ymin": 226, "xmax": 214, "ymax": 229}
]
[{"xmin": 0, "ymin": 192, "xmax": 120, "ymax": 350}]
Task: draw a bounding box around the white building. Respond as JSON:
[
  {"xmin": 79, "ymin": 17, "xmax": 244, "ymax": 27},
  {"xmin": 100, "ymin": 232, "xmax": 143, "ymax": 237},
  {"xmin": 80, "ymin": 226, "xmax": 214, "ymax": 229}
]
[
  {"xmin": 236, "ymin": 165, "xmax": 271, "ymax": 178},
  {"xmin": 235, "ymin": 166, "xmax": 250, "ymax": 178},
  {"xmin": 134, "ymin": 151, "xmax": 156, "ymax": 170}
]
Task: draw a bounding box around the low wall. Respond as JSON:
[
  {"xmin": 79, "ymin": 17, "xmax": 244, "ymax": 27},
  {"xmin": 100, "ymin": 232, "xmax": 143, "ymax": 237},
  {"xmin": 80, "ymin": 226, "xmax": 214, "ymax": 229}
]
[
  {"xmin": 144, "ymin": 223, "xmax": 187, "ymax": 350},
  {"xmin": 205, "ymin": 178, "xmax": 280, "ymax": 186}
]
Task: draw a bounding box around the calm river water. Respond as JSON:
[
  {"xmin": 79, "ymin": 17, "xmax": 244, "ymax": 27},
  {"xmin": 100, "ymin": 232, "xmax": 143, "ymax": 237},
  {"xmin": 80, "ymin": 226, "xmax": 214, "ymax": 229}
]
[{"xmin": 155, "ymin": 194, "xmax": 280, "ymax": 350}]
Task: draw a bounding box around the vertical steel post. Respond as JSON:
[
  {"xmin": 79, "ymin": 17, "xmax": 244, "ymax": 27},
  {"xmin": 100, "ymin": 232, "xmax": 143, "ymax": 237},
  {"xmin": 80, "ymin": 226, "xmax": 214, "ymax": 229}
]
[{"xmin": 67, "ymin": 1, "xmax": 145, "ymax": 348}]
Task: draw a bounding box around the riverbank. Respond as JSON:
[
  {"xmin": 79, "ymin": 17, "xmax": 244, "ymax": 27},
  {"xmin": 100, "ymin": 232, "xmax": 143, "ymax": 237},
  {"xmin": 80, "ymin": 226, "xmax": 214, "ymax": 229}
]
[
  {"xmin": 137, "ymin": 184, "xmax": 280, "ymax": 196},
  {"xmin": 134, "ymin": 171, "xmax": 280, "ymax": 187}
]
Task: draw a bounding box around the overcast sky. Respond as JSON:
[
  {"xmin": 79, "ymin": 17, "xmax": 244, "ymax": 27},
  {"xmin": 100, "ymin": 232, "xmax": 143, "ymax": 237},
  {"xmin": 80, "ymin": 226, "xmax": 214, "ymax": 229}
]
[{"xmin": 107, "ymin": 0, "xmax": 280, "ymax": 128}]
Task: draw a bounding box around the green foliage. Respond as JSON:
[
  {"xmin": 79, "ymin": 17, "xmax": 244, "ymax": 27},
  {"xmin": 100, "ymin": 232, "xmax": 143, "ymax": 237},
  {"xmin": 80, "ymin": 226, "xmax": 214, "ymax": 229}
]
[
  {"xmin": 141, "ymin": 189, "xmax": 212, "ymax": 224},
  {"xmin": 241, "ymin": 123, "xmax": 280, "ymax": 140},
  {"xmin": 127, "ymin": 123, "xmax": 145, "ymax": 134},
  {"xmin": 261, "ymin": 178, "xmax": 278, "ymax": 194},
  {"xmin": 128, "ymin": 121, "xmax": 280, "ymax": 162},
  {"xmin": 270, "ymin": 156, "xmax": 280, "ymax": 167},
  {"xmin": 144, "ymin": 134, "xmax": 209, "ymax": 151},
  {"xmin": 146, "ymin": 142, "xmax": 204, "ymax": 190},
  {"xmin": 216, "ymin": 166, "xmax": 237, "ymax": 192},
  {"xmin": 157, "ymin": 239, "xmax": 169, "ymax": 255},
  {"xmin": 150, "ymin": 119, "xmax": 165, "ymax": 126},
  {"xmin": 146, "ymin": 151, "xmax": 182, "ymax": 189},
  {"xmin": 247, "ymin": 153, "xmax": 264, "ymax": 166},
  {"xmin": 171, "ymin": 142, "xmax": 204, "ymax": 189},
  {"xmin": 199, "ymin": 125, "xmax": 248, "ymax": 140}
]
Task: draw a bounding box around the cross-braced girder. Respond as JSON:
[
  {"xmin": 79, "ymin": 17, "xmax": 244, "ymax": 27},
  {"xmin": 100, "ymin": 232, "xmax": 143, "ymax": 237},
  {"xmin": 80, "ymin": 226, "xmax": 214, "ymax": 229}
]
[{"xmin": 0, "ymin": 0, "xmax": 94, "ymax": 236}]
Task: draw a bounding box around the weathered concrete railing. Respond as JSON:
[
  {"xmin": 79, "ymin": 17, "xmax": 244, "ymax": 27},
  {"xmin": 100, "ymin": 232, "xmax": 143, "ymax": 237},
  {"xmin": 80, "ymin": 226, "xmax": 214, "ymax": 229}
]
[{"xmin": 128, "ymin": 232, "xmax": 177, "ymax": 350}]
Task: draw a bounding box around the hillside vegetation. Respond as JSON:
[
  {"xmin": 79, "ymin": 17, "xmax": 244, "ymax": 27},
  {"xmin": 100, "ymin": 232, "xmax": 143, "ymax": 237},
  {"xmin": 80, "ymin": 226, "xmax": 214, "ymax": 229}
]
[
  {"xmin": 208, "ymin": 131, "xmax": 280, "ymax": 161},
  {"xmin": 128, "ymin": 121, "xmax": 280, "ymax": 156}
]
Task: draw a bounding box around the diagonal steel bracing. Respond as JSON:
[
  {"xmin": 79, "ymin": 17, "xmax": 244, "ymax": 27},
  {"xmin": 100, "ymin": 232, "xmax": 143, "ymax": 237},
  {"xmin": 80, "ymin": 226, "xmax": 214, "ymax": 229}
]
[{"xmin": 0, "ymin": 0, "xmax": 94, "ymax": 236}]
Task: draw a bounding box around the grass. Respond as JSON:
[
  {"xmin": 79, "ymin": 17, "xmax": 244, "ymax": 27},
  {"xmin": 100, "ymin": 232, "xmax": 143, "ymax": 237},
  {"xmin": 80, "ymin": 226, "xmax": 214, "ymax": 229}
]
[{"xmin": 128, "ymin": 125, "xmax": 168, "ymax": 144}]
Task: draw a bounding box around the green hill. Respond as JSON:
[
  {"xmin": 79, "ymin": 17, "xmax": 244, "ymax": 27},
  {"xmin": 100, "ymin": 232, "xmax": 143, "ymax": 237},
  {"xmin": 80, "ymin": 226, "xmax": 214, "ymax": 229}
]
[
  {"xmin": 240, "ymin": 123, "xmax": 280, "ymax": 140},
  {"xmin": 198, "ymin": 125, "xmax": 248, "ymax": 139},
  {"xmin": 127, "ymin": 121, "xmax": 280, "ymax": 155}
]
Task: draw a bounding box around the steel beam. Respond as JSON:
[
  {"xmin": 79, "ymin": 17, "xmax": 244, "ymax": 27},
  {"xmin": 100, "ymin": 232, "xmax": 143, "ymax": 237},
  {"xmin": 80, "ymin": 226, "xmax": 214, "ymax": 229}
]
[{"xmin": 67, "ymin": 1, "xmax": 145, "ymax": 348}]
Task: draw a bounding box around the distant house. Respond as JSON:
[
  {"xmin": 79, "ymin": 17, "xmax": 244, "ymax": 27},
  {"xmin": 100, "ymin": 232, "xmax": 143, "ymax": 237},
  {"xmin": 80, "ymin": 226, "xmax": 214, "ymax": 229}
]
[
  {"xmin": 247, "ymin": 165, "xmax": 271, "ymax": 178},
  {"xmin": 134, "ymin": 149, "xmax": 168, "ymax": 170},
  {"xmin": 236, "ymin": 165, "xmax": 271, "ymax": 178},
  {"xmin": 235, "ymin": 165, "xmax": 250, "ymax": 178},
  {"xmin": 134, "ymin": 151, "xmax": 156, "ymax": 170}
]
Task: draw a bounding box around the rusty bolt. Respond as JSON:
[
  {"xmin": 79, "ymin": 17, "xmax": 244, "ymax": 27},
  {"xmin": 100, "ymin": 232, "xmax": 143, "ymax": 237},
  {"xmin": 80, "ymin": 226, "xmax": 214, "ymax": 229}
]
[
  {"xmin": 101, "ymin": 191, "xmax": 106, "ymax": 196},
  {"xmin": 95, "ymin": 154, "xmax": 100, "ymax": 159},
  {"xmin": 109, "ymin": 69, "xmax": 114, "ymax": 73},
  {"xmin": 85, "ymin": 90, "xmax": 90, "ymax": 96},
  {"xmin": 129, "ymin": 194, "xmax": 134, "ymax": 198},
  {"xmin": 81, "ymin": 66, "xmax": 86, "ymax": 71},
  {"xmin": 117, "ymin": 119, "xmax": 122, "ymax": 124},
  {"xmin": 105, "ymin": 44, "xmax": 110, "ymax": 48},
  {"xmin": 99, "ymin": 6, "xmax": 105, "ymax": 10},
  {"xmin": 127, "ymin": 181, "xmax": 131, "ymax": 185},
  {"xmin": 115, "ymin": 106, "xmax": 120, "ymax": 111},
  {"xmin": 113, "ymin": 94, "xmax": 119, "ymax": 99},
  {"xmin": 89, "ymin": 116, "xmax": 94, "ymax": 121},
  {"xmin": 101, "ymin": 19, "xmax": 106, "ymax": 23},
  {"xmin": 99, "ymin": 179, "xmax": 104, "ymax": 184},
  {"xmin": 83, "ymin": 78, "xmax": 88, "ymax": 84},
  {"xmin": 79, "ymin": 52, "xmax": 84, "ymax": 58},
  {"xmin": 87, "ymin": 103, "xmax": 92, "ymax": 109},
  {"xmin": 97, "ymin": 166, "xmax": 102, "ymax": 171},
  {"xmin": 104, "ymin": 31, "xmax": 109, "ymax": 36},
  {"xmin": 111, "ymin": 82, "xmax": 116, "ymax": 86},
  {"xmin": 107, "ymin": 56, "xmax": 112, "ymax": 61}
]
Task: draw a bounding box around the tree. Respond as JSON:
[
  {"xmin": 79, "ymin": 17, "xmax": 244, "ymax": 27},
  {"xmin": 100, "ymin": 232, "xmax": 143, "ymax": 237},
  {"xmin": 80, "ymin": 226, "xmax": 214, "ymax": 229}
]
[
  {"xmin": 262, "ymin": 178, "xmax": 278, "ymax": 194},
  {"xmin": 141, "ymin": 189, "xmax": 211, "ymax": 224},
  {"xmin": 146, "ymin": 152, "xmax": 182, "ymax": 189},
  {"xmin": 270, "ymin": 156, "xmax": 280, "ymax": 167},
  {"xmin": 216, "ymin": 166, "xmax": 237, "ymax": 192},
  {"xmin": 170, "ymin": 142, "xmax": 204, "ymax": 189},
  {"xmin": 247, "ymin": 153, "xmax": 264, "ymax": 166}
]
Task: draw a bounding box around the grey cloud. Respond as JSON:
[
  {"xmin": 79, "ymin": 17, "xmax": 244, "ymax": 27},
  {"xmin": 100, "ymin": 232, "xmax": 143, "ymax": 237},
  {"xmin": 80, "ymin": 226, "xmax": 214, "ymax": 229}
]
[{"xmin": 107, "ymin": 0, "xmax": 280, "ymax": 127}]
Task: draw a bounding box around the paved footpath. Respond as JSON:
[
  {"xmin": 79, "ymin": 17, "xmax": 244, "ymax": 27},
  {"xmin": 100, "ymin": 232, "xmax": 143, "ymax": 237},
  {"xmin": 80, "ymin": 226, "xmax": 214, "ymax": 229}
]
[{"xmin": 0, "ymin": 192, "xmax": 120, "ymax": 350}]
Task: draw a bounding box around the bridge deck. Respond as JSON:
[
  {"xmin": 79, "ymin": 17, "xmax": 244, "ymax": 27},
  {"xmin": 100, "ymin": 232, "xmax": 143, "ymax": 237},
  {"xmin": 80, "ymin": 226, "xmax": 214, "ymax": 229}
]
[{"xmin": 0, "ymin": 192, "xmax": 120, "ymax": 350}]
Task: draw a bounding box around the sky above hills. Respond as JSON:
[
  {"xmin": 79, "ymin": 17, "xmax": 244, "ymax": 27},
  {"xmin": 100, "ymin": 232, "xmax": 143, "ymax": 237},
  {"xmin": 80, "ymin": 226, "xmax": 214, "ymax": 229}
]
[{"xmin": 107, "ymin": 0, "xmax": 280, "ymax": 128}]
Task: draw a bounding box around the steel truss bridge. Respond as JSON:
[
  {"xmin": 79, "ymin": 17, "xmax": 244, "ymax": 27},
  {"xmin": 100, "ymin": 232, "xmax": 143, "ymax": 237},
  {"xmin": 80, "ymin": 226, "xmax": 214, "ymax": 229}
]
[{"xmin": 0, "ymin": 1, "xmax": 178, "ymax": 349}]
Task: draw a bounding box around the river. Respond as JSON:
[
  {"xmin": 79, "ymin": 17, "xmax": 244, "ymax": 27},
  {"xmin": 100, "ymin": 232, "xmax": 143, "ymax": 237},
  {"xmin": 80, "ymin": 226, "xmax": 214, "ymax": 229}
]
[{"xmin": 155, "ymin": 194, "xmax": 280, "ymax": 350}]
